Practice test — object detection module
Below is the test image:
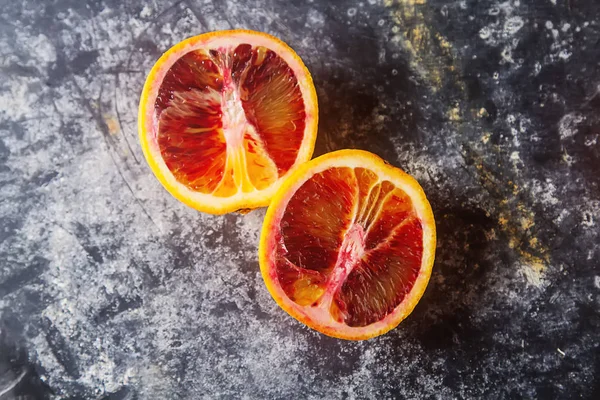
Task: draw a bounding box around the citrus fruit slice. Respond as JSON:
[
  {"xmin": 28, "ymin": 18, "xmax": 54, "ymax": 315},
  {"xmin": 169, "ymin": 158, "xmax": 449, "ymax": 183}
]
[
  {"xmin": 138, "ymin": 30, "xmax": 318, "ymax": 214},
  {"xmin": 259, "ymin": 150, "xmax": 436, "ymax": 340}
]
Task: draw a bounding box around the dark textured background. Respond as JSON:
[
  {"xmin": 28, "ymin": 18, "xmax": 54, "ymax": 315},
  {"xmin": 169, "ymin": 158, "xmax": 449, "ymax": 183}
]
[{"xmin": 1, "ymin": 0, "xmax": 599, "ymax": 398}]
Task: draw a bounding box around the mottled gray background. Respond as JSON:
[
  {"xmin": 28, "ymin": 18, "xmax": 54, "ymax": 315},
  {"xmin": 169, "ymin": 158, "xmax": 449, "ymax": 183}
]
[{"xmin": 1, "ymin": 0, "xmax": 599, "ymax": 399}]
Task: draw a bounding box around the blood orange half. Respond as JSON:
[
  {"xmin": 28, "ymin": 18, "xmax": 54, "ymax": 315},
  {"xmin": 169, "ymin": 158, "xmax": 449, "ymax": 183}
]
[
  {"xmin": 259, "ymin": 150, "xmax": 436, "ymax": 340},
  {"xmin": 138, "ymin": 30, "xmax": 318, "ymax": 214}
]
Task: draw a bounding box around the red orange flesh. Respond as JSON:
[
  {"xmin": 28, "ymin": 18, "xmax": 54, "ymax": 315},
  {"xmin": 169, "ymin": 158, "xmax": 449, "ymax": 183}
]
[
  {"xmin": 259, "ymin": 150, "xmax": 436, "ymax": 340},
  {"xmin": 139, "ymin": 30, "xmax": 318, "ymax": 214}
]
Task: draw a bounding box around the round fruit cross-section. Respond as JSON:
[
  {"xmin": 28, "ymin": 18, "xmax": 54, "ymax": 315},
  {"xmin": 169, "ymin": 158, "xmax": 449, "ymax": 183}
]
[
  {"xmin": 138, "ymin": 30, "xmax": 318, "ymax": 214},
  {"xmin": 259, "ymin": 150, "xmax": 436, "ymax": 340}
]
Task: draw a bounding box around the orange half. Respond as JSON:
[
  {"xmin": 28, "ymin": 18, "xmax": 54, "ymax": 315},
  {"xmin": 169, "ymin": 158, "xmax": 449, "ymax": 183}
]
[
  {"xmin": 138, "ymin": 30, "xmax": 318, "ymax": 214},
  {"xmin": 259, "ymin": 150, "xmax": 436, "ymax": 340}
]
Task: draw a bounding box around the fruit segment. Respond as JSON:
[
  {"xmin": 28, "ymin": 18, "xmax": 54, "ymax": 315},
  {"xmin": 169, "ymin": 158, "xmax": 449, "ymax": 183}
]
[
  {"xmin": 364, "ymin": 187, "xmax": 414, "ymax": 249},
  {"xmin": 155, "ymin": 50, "xmax": 223, "ymax": 113},
  {"xmin": 154, "ymin": 44, "xmax": 305, "ymax": 195},
  {"xmin": 275, "ymin": 167, "xmax": 422, "ymax": 327},
  {"xmin": 334, "ymin": 218, "xmax": 423, "ymax": 327},
  {"xmin": 157, "ymin": 88, "xmax": 225, "ymax": 193},
  {"xmin": 238, "ymin": 46, "xmax": 306, "ymax": 175},
  {"xmin": 279, "ymin": 167, "xmax": 357, "ymax": 274}
]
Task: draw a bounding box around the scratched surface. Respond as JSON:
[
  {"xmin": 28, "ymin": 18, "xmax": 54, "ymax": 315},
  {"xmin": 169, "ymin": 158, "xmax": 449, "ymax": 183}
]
[{"xmin": 1, "ymin": 0, "xmax": 599, "ymax": 398}]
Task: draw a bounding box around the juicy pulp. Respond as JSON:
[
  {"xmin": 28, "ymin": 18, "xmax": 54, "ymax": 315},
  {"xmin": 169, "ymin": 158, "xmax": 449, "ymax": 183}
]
[
  {"xmin": 155, "ymin": 44, "xmax": 306, "ymax": 195},
  {"xmin": 274, "ymin": 167, "xmax": 424, "ymax": 327}
]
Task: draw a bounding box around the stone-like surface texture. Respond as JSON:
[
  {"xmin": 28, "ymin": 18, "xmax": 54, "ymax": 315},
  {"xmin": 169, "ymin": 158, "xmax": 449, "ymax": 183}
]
[{"xmin": 1, "ymin": 0, "xmax": 599, "ymax": 398}]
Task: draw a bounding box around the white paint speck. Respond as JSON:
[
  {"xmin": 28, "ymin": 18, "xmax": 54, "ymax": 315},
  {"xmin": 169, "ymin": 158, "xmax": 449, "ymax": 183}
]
[
  {"xmin": 562, "ymin": 151, "xmax": 574, "ymax": 166},
  {"xmin": 140, "ymin": 5, "xmax": 152, "ymax": 18},
  {"xmin": 584, "ymin": 135, "xmax": 598, "ymax": 147},
  {"xmin": 545, "ymin": 21, "xmax": 554, "ymax": 30},
  {"xmin": 556, "ymin": 209, "xmax": 569, "ymax": 224},
  {"xmin": 559, "ymin": 49, "xmax": 572, "ymax": 60},
  {"xmin": 582, "ymin": 211, "xmax": 594, "ymax": 227},
  {"xmin": 479, "ymin": 26, "xmax": 492, "ymax": 40},
  {"xmin": 504, "ymin": 16, "xmax": 525, "ymax": 36},
  {"xmin": 531, "ymin": 179, "xmax": 559, "ymax": 207},
  {"xmin": 594, "ymin": 276, "xmax": 600, "ymax": 289},
  {"xmin": 558, "ymin": 113, "xmax": 584, "ymax": 139},
  {"xmin": 488, "ymin": 6, "xmax": 500, "ymax": 16},
  {"xmin": 562, "ymin": 23, "xmax": 571, "ymax": 32},
  {"xmin": 306, "ymin": 9, "xmax": 325, "ymax": 26},
  {"xmin": 347, "ymin": 8, "xmax": 357, "ymax": 17},
  {"xmin": 521, "ymin": 261, "xmax": 545, "ymax": 287},
  {"xmin": 501, "ymin": 46, "xmax": 514, "ymax": 64},
  {"xmin": 441, "ymin": 5, "xmax": 449, "ymax": 18},
  {"xmin": 378, "ymin": 48, "xmax": 386, "ymax": 64}
]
